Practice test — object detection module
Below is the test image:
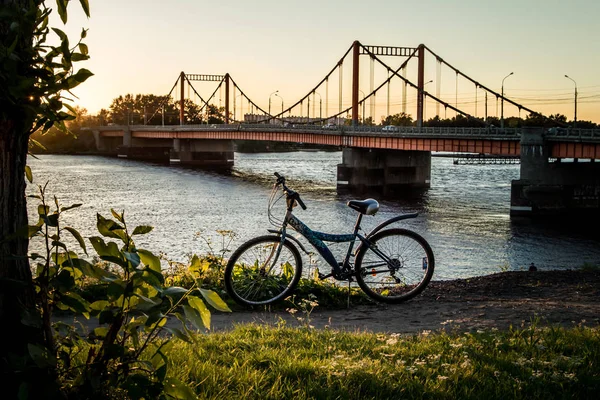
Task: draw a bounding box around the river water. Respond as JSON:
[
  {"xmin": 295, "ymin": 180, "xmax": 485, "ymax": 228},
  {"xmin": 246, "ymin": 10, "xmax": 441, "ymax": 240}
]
[{"xmin": 26, "ymin": 153, "xmax": 600, "ymax": 280}]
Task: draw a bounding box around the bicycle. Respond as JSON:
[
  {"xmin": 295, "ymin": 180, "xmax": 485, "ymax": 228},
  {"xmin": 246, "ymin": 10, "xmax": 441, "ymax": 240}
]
[{"xmin": 224, "ymin": 172, "xmax": 435, "ymax": 306}]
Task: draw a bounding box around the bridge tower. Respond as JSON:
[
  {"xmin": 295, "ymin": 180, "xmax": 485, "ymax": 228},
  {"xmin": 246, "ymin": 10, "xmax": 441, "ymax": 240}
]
[{"xmin": 345, "ymin": 42, "xmax": 429, "ymax": 192}]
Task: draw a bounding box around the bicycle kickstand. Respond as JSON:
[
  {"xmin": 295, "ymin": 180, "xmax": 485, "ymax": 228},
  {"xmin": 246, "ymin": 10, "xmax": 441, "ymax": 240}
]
[{"xmin": 347, "ymin": 279, "xmax": 351, "ymax": 309}]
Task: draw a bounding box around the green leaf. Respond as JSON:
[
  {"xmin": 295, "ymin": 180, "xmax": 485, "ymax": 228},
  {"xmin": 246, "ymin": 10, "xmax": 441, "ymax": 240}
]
[
  {"xmin": 71, "ymin": 53, "xmax": 89, "ymax": 62},
  {"xmin": 163, "ymin": 377, "xmax": 197, "ymax": 400},
  {"xmin": 92, "ymin": 326, "xmax": 109, "ymax": 339},
  {"xmin": 110, "ymin": 209, "xmax": 124, "ymax": 223},
  {"xmin": 90, "ymin": 300, "xmax": 109, "ymax": 311},
  {"xmin": 25, "ymin": 166, "xmax": 33, "ymax": 183},
  {"xmin": 107, "ymin": 280, "xmax": 125, "ymax": 299},
  {"xmin": 182, "ymin": 305, "xmax": 206, "ymax": 331},
  {"xmin": 199, "ymin": 288, "xmax": 231, "ymax": 312},
  {"xmin": 63, "ymin": 103, "xmax": 77, "ymax": 116},
  {"xmin": 138, "ymin": 249, "xmax": 161, "ymax": 272},
  {"xmin": 89, "ymin": 237, "xmax": 126, "ymax": 268},
  {"xmin": 38, "ymin": 204, "xmax": 49, "ymax": 217},
  {"xmin": 140, "ymin": 268, "xmax": 164, "ymax": 286},
  {"xmin": 124, "ymin": 251, "xmax": 141, "ymax": 269},
  {"xmin": 189, "ymin": 255, "xmax": 208, "ymax": 275},
  {"xmin": 188, "ymin": 296, "xmax": 210, "ymax": 330},
  {"xmin": 165, "ymin": 327, "xmax": 193, "ymax": 344},
  {"xmin": 162, "ymin": 286, "xmax": 188, "ymax": 297},
  {"xmin": 43, "ymin": 213, "xmax": 59, "ymax": 227},
  {"xmin": 66, "ymin": 68, "xmax": 94, "ymax": 89},
  {"xmin": 145, "ymin": 311, "xmax": 166, "ymax": 328},
  {"xmin": 28, "ymin": 224, "xmax": 42, "ymax": 238},
  {"xmin": 64, "ymin": 226, "xmax": 87, "ymax": 254},
  {"xmin": 58, "ymin": 292, "xmax": 90, "ymax": 315},
  {"xmin": 51, "ymin": 28, "xmax": 67, "ymax": 42},
  {"xmin": 133, "ymin": 293, "xmax": 162, "ymax": 311},
  {"xmin": 72, "ymin": 258, "xmax": 113, "ymax": 279},
  {"xmin": 78, "ymin": 43, "xmax": 88, "ymax": 55},
  {"xmin": 61, "ymin": 203, "xmax": 82, "ymax": 212},
  {"xmin": 132, "ymin": 225, "xmax": 153, "ymax": 235},
  {"xmin": 79, "ymin": 0, "xmax": 91, "ymax": 17},
  {"xmin": 96, "ymin": 214, "xmax": 124, "ymax": 240},
  {"xmin": 28, "ymin": 343, "xmax": 56, "ymax": 368},
  {"xmin": 56, "ymin": 0, "xmax": 68, "ymax": 23}
]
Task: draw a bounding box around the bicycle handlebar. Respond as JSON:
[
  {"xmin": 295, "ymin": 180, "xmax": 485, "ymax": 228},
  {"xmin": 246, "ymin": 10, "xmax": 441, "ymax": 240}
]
[{"xmin": 273, "ymin": 172, "xmax": 307, "ymax": 210}]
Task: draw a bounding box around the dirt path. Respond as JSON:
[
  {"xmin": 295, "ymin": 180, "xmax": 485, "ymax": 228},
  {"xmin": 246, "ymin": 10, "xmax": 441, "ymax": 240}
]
[{"xmin": 65, "ymin": 270, "xmax": 600, "ymax": 334}]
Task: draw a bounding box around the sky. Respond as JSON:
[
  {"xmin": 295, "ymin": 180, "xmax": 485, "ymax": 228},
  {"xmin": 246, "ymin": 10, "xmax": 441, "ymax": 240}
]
[{"xmin": 59, "ymin": 0, "xmax": 600, "ymax": 123}]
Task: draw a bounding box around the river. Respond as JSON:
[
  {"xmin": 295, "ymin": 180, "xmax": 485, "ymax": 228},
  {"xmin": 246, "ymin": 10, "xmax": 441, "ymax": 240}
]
[{"xmin": 25, "ymin": 152, "xmax": 600, "ymax": 280}]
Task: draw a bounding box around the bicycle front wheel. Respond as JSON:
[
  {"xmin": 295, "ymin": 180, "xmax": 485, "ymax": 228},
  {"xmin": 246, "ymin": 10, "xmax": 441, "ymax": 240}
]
[
  {"xmin": 355, "ymin": 228, "xmax": 434, "ymax": 303},
  {"xmin": 224, "ymin": 235, "xmax": 302, "ymax": 306}
]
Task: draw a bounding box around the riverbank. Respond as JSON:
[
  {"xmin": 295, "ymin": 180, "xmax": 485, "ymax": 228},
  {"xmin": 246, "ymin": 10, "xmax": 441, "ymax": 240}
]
[{"xmin": 62, "ymin": 269, "xmax": 600, "ymax": 334}]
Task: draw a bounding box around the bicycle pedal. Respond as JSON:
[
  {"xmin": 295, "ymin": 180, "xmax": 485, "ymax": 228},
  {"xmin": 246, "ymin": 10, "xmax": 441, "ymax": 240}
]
[{"xmin": 318, "ymin": 272, "xmax": 333, "ymax": 280}]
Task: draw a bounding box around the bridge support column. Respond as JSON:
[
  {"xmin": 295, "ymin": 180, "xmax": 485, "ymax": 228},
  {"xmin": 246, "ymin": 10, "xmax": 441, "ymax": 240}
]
[
  {"xmin": 337, "ymin": 148, "xmax": 431, "ymax": 195},
  {"xmin": 510, "ymin": 127, "xmax": 600, "ymax": 217},
  {"xmin": 175, "ymin": 139, "xmax": 234, "ymax": 169},
  {"xmin": 117, "ymin": 133, "xmax": 171, "ymax": 163},
  {"xmin": 92, "ymin": 130, "xmax": 121, "ymax": 154},
  {"xmin": 92, "ymin": 130, "xmax": 105, "ymax": 151}
]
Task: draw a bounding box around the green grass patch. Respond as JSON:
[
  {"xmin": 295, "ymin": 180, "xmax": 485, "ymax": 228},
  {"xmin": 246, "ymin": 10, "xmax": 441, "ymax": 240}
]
[
  {"xmin": 162, "ymin": 323, "xmax": 600, "ymax": 399},
  {"xmin": 73, "ymin": 254, "xmax": 369, "ymax": 312}
]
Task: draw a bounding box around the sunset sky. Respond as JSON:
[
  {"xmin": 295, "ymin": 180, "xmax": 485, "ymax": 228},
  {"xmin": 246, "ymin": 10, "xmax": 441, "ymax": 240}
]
[{"xmin": 60, "ymin": 0, "xmax": 600, "ymax": 123}]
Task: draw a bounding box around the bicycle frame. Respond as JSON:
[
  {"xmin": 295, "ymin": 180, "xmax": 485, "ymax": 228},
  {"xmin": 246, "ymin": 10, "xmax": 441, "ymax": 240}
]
[{"xmin": 271, "ymin": 207, "xmax": 418, "ymax": 280}]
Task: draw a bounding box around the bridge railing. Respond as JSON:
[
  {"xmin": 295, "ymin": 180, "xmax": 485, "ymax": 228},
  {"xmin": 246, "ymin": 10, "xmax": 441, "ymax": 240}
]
[
  {"xmin": 137, "ymin": 123, "xmax": 521, "ymax": 137},
  {"xmin": 545, "ymin": 128, "xmax": 600, "ymax": 139}
]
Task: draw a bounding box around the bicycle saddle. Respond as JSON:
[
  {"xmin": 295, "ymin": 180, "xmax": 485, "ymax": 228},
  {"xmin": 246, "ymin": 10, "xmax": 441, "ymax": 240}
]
[{"xmin": 347, "ymin": 199, "xmax": 379, "ymax": 215}]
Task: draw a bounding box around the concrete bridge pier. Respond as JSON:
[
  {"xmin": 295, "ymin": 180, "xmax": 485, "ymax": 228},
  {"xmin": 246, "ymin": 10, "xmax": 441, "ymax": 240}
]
[
  {"xmin": 510, "ymin": 128, "xmax": 600, "ymax": 217},
  {"xmin": 116, "ymin": 131, "xmax": 171, "ymax": 163},
  {"xmin": 337, "ymin": 148, "xmax": 431, "ymax": 195},
  {"xmin": 92, "ymin": 130, "xmax": 122, "ymax": 155},
  {"xmin": 173, "ymin": 139, "xmax": 234, "ymax": 169}
]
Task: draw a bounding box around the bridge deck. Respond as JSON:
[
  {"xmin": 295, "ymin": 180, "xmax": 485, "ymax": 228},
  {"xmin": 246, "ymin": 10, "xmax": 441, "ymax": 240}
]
[{"xmin": 92, "ymin": 125, "xmax": 600, "ymax": 159}]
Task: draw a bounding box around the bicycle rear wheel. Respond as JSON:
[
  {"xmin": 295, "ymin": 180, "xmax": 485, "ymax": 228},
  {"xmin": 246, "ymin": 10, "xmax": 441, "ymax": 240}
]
[
  {"xmin": 355, "ymin": 228, "xmax": 434, "ymax": 303},
  {"xmin": 225, "ymin": 235, "xmax": 302, "ymax": 306}
]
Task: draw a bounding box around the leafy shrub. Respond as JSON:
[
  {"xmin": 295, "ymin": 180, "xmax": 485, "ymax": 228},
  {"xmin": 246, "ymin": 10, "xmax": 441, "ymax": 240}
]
[{"xmin": 27, "ymin": 184, "xmax": 231, "ymax": 399}]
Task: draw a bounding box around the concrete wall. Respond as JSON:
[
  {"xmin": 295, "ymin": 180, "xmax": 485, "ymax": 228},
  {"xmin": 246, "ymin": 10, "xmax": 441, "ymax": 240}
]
[
  {"xmin": 337, "ymin": 148, "xmax": 431, "ymax": 195},
  {"xmin": 511, "ymin": 128, "xmax": 600, "ymax": 217}
]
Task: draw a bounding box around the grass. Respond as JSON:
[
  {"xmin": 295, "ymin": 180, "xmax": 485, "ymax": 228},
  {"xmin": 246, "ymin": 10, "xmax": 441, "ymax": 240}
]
[
  {"xmin": 159, "ymin": 322, "xmax": 600, "ymax": 399},
  {"xmin": 73, "ymin": 254, "xmax": 370, "ymax": 312}
]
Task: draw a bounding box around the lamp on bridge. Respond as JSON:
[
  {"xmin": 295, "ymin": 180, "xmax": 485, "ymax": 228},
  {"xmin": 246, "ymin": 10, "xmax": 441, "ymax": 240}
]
[
  {"xmin": 268, "ymin": 90, "xmax": 279, "ymax": 118},
  {"xmin": 314, "ymin": 92, "xmax": 322, "ymax": 123},
  {"xmin": 501, "ymin": 72, "xmax": 514, "ymax": 129},
  {"xmin": 564, "ymin": 74, "xmax": 577, "ymax": 127}
]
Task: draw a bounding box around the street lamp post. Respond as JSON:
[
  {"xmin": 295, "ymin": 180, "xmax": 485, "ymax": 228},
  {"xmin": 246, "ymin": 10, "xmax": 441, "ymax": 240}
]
[
  {"xmin": 268, "ymin": 90, "xmax": 278, "ymax": 118},
  {"xmin": 564, "ymin": 75, "xmax": 577, "ymax": 126},
  {"xmin": 314, "ymin": 92, "xmax": 322, "ymax": 123},
  {"xmin": 274, "ymin": 93, "xmax": 284, "ymax": 124},
  {"xmin": 501, "ymin": 72, "xmax": 514, "ymax": 129}
]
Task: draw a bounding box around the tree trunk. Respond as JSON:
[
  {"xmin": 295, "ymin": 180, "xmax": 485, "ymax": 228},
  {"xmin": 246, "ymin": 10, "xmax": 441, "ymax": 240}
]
[
  {"xmin": 0, "ymin": 2, "xmax": 46, "ymax": 394},
  {"xmin": 0, "ymin": 120, "xmax": 47, "ymax": 396}
]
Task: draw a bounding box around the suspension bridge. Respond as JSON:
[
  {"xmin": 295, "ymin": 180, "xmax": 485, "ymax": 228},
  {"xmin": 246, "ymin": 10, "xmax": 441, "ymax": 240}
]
[{"xmin": 90, "ymin": 41, "xmax": 600, "ymax": 218}]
